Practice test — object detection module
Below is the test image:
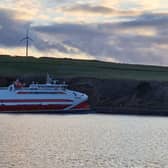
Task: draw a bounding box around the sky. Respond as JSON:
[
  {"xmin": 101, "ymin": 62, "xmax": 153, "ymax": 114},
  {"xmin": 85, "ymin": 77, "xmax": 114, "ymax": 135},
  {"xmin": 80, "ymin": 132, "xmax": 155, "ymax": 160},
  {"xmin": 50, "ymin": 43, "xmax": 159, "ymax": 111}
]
[{"xmin": 0, "ymin": 0, "xmax": 167, "ymax": 65}]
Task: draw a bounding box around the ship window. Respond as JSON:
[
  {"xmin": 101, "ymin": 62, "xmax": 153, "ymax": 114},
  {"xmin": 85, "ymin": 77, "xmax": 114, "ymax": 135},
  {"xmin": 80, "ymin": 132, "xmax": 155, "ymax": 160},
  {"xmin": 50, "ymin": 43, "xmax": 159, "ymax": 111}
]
[{"xmin": 17, "ymin": 91, "xmax": 65, "ymax": 94}]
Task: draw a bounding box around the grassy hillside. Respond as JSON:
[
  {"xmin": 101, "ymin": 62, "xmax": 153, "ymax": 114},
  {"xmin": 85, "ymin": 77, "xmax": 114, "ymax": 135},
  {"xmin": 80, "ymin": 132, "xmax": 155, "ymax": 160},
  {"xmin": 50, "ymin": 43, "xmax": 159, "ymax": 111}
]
[{"xmin": 1, "ymin": 55, "xmax": 168, "ymax": 81}]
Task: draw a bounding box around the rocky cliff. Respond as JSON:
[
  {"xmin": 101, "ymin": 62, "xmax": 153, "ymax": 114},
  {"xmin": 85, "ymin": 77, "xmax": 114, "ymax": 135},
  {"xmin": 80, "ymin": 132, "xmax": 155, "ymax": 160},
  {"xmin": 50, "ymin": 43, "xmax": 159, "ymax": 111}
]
[{"xmin": 68, "ymin": 78, "xmax": 168, "ymax": 115}]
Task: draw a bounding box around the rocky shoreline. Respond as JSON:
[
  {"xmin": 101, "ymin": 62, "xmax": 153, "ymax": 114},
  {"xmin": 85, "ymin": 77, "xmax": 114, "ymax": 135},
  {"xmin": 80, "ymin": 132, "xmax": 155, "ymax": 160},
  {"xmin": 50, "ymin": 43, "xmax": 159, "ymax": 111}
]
[
  {"xmin": 69, "ymin": 77, "xmax": 168, "ymax": 115},
  {"xmin": 94, "ymin": 107, "xmax": 168, "ymax": 116},
  {"xmin": 1, "ymin": 76, "xmax": 168, "ymax": 115}
]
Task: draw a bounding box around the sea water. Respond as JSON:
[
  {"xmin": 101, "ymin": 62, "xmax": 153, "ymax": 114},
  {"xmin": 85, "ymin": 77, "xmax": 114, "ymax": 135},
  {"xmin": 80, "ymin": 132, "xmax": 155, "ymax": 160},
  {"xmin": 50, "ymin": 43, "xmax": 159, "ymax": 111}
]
[{"xmin": 0, "ymin": 114, "xmax": 168, "ymax": 168}]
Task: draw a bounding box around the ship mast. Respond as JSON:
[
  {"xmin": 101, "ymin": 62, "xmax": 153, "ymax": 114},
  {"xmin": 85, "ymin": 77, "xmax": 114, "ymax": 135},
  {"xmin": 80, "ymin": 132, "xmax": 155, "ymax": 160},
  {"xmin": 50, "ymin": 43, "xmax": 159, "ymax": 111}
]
[{"xmin": 46, "ymin": 73, "xmax": 52, "ymax": 84}]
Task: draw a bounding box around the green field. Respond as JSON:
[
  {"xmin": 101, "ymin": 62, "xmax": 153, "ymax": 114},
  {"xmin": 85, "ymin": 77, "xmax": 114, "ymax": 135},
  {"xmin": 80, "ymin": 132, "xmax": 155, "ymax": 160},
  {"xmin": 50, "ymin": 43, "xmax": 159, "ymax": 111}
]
[{"xmin": 1, "ymin": 55, "xmax": 168, "ymax": 81}]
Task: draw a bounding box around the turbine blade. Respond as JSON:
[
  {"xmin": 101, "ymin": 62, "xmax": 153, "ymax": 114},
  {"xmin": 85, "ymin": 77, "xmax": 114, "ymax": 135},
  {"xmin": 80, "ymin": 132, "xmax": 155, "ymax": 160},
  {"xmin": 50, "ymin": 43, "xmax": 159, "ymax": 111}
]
[
  {"xmin": 28, "ymin": 37, "xmax": 33, "ymax": 41},
  {"xmin": 20, "ymin": 37, "xmax": 27, "ymax": 42}
]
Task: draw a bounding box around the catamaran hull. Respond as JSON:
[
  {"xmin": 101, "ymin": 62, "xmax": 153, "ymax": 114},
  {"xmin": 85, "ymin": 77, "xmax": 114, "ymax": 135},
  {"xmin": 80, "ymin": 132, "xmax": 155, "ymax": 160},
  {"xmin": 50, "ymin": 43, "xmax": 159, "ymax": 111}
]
[
  {"xmin": 0, "ymin": 90, "xmax": 90, "ymax": 112},
  {"xmin": 0, "ymin": 101, "xmax": 90, "ymax": 113}
]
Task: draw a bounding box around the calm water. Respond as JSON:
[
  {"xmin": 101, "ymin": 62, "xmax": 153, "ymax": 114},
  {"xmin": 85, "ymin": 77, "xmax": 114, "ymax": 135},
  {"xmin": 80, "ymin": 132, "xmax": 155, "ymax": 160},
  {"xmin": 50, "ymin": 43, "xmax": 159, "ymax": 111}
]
[{"xmin": 0, "ymin": 114, "xmax": 168, "ymax": 168}]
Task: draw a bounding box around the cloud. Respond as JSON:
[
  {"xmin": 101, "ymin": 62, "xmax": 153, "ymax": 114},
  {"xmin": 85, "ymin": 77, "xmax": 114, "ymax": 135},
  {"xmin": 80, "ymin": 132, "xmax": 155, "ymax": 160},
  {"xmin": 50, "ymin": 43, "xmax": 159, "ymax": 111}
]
[
  {"xmin": 0, "ymin": 8, "xmax": 31, "ymax": 47},
  {"xmin": 102, "ymin": 0, "xmax": 168, "ymax": 11},
  {"xmin": 0, "ymin": 6, "xmax": 168, "ymax": 65},
  {"xmin": 0, "ymin": 1, "xmax": 48, "ymax": 21},
  {"xmin": 58, "ymin": 4, "xmax": 142, "ymax": 17},
  {"xmin": 138, "ymin": 0, "xmax": 168, "ymax": 11},
  {"xmin": 0, "ymin": 8, "xmax": 73, "ymax": 56},
  {"xmin": 33, "ymin": 13, "xmax": 168, "ymax": 65},
  {"xmin": 116, "ymin": 27, "xmax": 157, "ymax": 37}
]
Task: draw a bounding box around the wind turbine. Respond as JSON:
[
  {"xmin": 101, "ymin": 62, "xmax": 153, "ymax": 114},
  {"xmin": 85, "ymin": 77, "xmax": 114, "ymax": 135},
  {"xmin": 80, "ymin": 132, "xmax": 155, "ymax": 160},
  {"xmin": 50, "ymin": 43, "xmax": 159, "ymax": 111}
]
[{"xmin": 20, "ymin": 28, "xmax": 33, "ymax": 57}]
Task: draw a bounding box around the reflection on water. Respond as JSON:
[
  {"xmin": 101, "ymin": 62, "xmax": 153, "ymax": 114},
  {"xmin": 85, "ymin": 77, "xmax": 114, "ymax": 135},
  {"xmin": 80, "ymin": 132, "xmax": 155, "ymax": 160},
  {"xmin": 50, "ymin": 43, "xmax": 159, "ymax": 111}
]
[{"xmin": 0, "ymin": 114, "xmax": 168, "ymax": 168}]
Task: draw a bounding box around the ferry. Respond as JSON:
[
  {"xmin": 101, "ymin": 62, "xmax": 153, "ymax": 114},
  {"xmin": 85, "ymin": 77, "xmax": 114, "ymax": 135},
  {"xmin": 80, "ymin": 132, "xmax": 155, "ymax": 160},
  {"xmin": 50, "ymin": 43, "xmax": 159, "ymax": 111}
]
[{"xmin": 0, "ymin": 75, "xmax": 90, "ymax": 112}]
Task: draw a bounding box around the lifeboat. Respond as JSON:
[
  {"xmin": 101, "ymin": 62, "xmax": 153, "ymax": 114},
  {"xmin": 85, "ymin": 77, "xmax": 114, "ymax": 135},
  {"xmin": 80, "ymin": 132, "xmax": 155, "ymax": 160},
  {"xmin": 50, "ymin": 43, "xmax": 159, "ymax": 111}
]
[{"xmin": 0, "ymin": 76, "xmax": 90, "ymax": 112}]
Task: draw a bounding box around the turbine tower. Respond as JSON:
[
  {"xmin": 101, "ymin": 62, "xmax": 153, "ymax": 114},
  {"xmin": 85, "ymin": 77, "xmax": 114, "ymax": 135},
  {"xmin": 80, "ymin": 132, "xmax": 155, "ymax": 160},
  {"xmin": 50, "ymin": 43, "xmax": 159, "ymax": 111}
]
[{"xmin": 20, "ymin": 28, "xmax": 33, "ymax": 57}]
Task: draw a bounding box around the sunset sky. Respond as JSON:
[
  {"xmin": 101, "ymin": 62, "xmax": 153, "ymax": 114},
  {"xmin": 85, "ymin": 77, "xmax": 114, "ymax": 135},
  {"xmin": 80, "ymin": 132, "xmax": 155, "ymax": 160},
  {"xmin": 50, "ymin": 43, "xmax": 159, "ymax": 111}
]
[{"xmin": 0, "ymin": 0, "xmax": 167, "ymax": 65}]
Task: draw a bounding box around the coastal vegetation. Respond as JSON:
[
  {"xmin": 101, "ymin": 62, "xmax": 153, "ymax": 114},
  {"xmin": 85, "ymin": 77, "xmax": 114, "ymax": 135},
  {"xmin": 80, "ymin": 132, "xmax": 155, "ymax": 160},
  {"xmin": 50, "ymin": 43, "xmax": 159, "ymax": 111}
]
[{"xmin": 1, "ymin": 55, "xmax": 168, "ymax": 81}]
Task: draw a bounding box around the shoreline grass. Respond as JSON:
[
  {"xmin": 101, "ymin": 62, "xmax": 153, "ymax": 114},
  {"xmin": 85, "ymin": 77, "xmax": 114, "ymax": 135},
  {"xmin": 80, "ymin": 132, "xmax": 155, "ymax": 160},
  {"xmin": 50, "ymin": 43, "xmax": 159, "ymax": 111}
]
[{"xmin": 0, "ymin": 55, "xmax": 168, "ymax": 81}]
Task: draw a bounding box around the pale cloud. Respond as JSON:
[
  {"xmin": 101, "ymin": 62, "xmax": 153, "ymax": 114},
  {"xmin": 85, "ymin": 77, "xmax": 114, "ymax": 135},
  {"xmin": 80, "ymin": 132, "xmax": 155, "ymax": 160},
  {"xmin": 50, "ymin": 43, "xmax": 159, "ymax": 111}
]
[
  {"xmin": 50, "ymin": 51, "xmax": 95, "ymax": 60},
  {"xmin": 139, "ymin": 0, "xmax": 168, "ymax": 10},
  {"xmin": 0, "ymin": 47, "xmax": 26, "ymax": 56},
  {"xmin": 102, "ymin": 0, "xmax": 168, "ymax": 12},
  {"xmin": 55, "ymin": 3, "xmax": 143, "ymax": 24},
  {"xmin": 116, "ymin": 27, "xmax": 157, "ymax": 37},
  {"xmin": 155, "ymin": 44, "xmax": 168, "ymax": 49},
  {"xmin": 102, "ymin": 56, "xmax": 119, "ymax": 63},
  {"xmin": 0, "ymin": 46, "xmax": 95, "ymax": 60},
  {"xmin": 58, "ymin": 4, "xmax": 142, "ymax": 16},
  {"xmin": 100, "ymin": 0, "xmax": 120, "ymax": 7},
  {"xmin": 0, "ymin": 0, "xmax": 45, "ymax": 21},
  {"xmin": 140, "ymin": 0, "xmax": 160, "ymax": 10},
  {"xmin": 54, "ymin": 0, "xmax": 168, "ymax": 24},
  {"xmin": 0, "ymin": 0, "xmax": 167, "ymax": 23}
]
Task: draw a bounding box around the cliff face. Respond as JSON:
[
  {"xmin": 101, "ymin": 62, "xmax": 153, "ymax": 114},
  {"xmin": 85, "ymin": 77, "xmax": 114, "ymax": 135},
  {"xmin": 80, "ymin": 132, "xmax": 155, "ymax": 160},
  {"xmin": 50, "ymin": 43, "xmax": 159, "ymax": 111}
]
[
  {"xmin": 1, "ymin": 76, "xmax": 168, "ymax": 113},
  {"xmin": 68, "ymin": 78, "xmax": 168, "ymax": 110}
]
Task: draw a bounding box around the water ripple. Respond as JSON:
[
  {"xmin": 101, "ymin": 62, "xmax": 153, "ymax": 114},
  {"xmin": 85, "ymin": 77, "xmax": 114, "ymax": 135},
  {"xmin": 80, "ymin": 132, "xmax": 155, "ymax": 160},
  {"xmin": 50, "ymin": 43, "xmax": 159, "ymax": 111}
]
[{"xmin": 0, "ymin": 114, "xmax": 168, "ymax": 167}]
